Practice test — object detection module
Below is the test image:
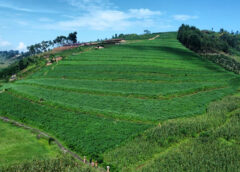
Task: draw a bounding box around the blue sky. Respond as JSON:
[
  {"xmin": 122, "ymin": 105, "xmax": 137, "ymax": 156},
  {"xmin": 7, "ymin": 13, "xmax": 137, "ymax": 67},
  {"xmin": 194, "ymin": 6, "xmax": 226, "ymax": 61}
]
[{"xmin": 0, "ymin": 0, "xmax": 239, "ymax": 51}]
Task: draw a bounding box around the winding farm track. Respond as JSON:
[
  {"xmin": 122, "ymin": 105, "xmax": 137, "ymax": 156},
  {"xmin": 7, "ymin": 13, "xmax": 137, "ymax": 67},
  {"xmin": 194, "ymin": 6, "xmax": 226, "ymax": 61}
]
[
  {"xmin": 0, "ymin": 116, "xmax": 104, "ymax": 172},
  {"xmin": 149, "ymin": 35, "xmax": 160, "ymax": 40}
]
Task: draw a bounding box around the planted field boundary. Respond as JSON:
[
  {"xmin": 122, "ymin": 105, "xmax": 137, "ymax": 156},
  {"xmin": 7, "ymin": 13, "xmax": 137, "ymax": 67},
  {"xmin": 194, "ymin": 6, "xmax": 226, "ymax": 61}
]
[{"xmin": 0, "ymin": 116, "xmax": 105, "ymax": 172}]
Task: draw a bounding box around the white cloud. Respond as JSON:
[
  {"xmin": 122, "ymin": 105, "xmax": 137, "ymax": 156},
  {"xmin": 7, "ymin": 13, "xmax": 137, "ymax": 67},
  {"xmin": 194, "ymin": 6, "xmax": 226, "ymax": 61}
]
[
  {"xmin": 16, "ymin": 42, "xmax": 27, "ymax": 52},
  {"xmin": 65, "ymin": 0, "xmax": 114, "ymax": 11},
  {"xmin": 39, "ymin": 17, "xmax": 54, "ymax": 22},
  {"xmin": 0, "ymin": 36, "xmax": 11, "ymax": 47},
  {"xmin": 173, "ymin": 15, "xmax": 198, "ymax": 21},
  {"xmin": 0, "ymin": 40, "xmax": 11, "ymax": 47},
  {"xmin": 129, "ymin": 9, "xmax": 162, "ymax": 19},
  {"xmin": 16, "ymin": 21, "xmax": 29, "ymax": 26},
  {"xmin": 0, "ymin": 2, "xmax": 57, "ymax": 13},
  {"xmin": 44, "ymin": 8, "xmax": 162, "ymax": 31},
  {"xmin": 51, "ymin": 0, "xmax": 163, "ymax": 31}
]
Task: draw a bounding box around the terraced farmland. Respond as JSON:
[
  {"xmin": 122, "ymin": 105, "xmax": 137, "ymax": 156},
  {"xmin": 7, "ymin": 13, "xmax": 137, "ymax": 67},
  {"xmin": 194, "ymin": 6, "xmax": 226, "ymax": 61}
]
[{"xmin": 1, "ymin": 32, "xmax": 240, "ymax": 163}]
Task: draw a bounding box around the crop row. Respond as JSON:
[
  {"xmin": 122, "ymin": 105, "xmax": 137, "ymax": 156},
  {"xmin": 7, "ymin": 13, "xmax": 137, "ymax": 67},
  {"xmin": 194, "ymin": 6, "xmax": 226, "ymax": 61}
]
[
  {"xmin": 0, "ymin": 92, "xmax": 150, "ymax": 155},
  {"xmin": 16, "ymin": 78, "xmax": 228, "ymax": 98},
  {"xmin": 103, "ymin": 96, "xmax": 240, "ymax": 171},
  {"xmin": 40, "ymin": 63, "xmax": 230, "ymax": 76},
  {"xmin": 8, "ymin": 84, "xmax": 237, "ymax": 122},
  {"xmin": 33, "ymin": 71, "xmax": 236, "ymax": 84}
]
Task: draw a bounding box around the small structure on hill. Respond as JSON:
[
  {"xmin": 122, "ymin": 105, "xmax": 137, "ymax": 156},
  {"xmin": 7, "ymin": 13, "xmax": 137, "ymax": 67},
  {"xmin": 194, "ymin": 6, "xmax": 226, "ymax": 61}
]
[
  {"xmin": 95, "ymin": 45, "xmax": 104, "ymax": 49},
  {"xmin": 102, "ymin": 39, "xmax": 123, "ymax": 45},
  {"xmin": 9, "ymin": 74, "xmax": 17, "ymax": 82},
  {"xmin": 55, "ymin": 57, "xmax": 63, "ymax": 63},
  {"xmin": 49, "ymin": 57, "xmax": 63, "ymax": 64},
  {"xmin": 46, "ymin": 62, "xmax": 52, "ymax": 66}
]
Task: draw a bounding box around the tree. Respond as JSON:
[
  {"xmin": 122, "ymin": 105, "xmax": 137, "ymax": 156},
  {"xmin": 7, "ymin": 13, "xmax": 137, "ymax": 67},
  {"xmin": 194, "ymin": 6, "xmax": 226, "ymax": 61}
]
[
  {"xmin": 144, "ymin": 30, "xmax": 151, "ymax": 34},
  {"xmin": 189, "ymin": 34, "xmax": 202, "ymax": 51},
  {"xmin": 68, "ymin": 32, "xmax": 77, "ymax": 44},
  {"xmin": 177, "ymin": 25, "xmax": 240, "ymax": 53},
  {"xmin": 27, "ymin": 45, "xmax": 36, "ymax": 55},
  {"xmin": 54, "ymin": 36, "xmax": 67, "ymax": 46}
]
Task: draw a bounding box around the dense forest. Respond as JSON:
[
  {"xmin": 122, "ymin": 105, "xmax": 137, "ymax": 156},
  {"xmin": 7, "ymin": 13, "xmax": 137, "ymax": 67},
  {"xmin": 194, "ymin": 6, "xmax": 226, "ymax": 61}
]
[
  {"xmin": 177, "ymin": 24, "xmax": 240, "ymax": 53},
  {"xmin": 177, "ymin": 24, "xmax": 240, "ymax": 74}
]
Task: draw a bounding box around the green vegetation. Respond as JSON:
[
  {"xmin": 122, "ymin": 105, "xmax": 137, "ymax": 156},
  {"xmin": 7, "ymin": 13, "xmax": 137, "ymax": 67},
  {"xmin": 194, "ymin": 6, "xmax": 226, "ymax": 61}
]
[
  {"xmin": 0, "ymin": 92, "xmax": 149, "ymax": 156},
  {"xmin": 27, "ymin": 32, "xmax": 78, "ymax": 55},
  {"xmin": 0, "ymin": 50, "xmax": 20, "ymax": 65},
  {"xmin": 0, "ymin": 120, "xmax": 59, "ymax": 168},
  {"xmin": 178, "ymin": 24, "xmax": 240, "ymax": 53},
  {"xmin": 103, "ymin": 96, "xmax": 240, "ymax": 171},
  {"xmin": 116, "ymin": 32, "xmax": 176, "ymax": 40},
  {"xmin": 0, "ymin": 50, "xmax": 23, "ymax": 69},
  {"xmin": 0, "ymin": 55, "xmax": 46, "ymax": 79},
  {"xmin": 178, "ymin": 25, "xmax": 240, "ymax": 74},
  {"xmin": 0, "ymin": 32, "xmax": 240, "ymax": 171},
  {"xmin": 1, "ymin": 155, "xmax": 98, "ymax": 172}
]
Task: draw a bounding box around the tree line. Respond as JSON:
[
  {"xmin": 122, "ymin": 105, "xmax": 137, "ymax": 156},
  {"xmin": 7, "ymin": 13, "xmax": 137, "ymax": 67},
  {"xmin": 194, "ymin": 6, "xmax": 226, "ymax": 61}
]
[
  {"xmin": 0, "ymin": 31, "xmax": 77, "ymax": 79},
  {"xmin": 27, "ymin": 32, "xmax": 77, "ymax": 55},
  {"xmin": 177, "ymin": 24, "xmax": 240, "ymax": 53}
]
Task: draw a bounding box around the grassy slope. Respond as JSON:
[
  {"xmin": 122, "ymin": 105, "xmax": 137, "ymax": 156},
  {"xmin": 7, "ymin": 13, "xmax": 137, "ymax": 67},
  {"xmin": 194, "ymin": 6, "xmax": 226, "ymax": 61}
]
[
  {"xmin": 0, "ymin": 32, "xmax": 239, "ymax": 170},
  {"xmin": 0, "ymin": 120, "xmax": 59, "ymax": 168}
]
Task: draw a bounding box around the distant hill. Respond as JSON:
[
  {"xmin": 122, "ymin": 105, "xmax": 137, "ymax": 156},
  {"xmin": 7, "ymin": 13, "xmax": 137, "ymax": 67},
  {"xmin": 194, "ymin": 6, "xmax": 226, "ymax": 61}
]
[{"xmin": 0, "ymin": 50, "xmax": 22, "ymax": 69}]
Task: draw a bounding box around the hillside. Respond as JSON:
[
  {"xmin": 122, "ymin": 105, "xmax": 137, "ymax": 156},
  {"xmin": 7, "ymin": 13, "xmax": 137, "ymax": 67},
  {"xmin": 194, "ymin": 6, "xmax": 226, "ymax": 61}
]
[
  {"xmin": 0, "ymin": 120, "xmax": 59, "ymax": 168},
  {"xmin": 0, "ymin": 51, "xmax": 21, "ymax": 68},
  {"xmin": 0, "ymin": 32, "xmax": 240, "ymax": 171}
]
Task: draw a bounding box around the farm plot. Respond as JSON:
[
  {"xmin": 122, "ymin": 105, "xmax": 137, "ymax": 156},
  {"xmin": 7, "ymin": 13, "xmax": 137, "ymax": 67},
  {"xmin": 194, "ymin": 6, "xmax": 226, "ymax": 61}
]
[
  {"xmin": 0, "ymin": 92, "xmax": 150, "ymax": 155},
  {"xmin": 8, "ymin": 84, "xmax": 237, "ymax": 121},
  {"xmin": 1, "ymin": 32, "xmax": 240, "ymax": 160},
  {"xmin": 16, "ymin": 78, "xmax": 230, "ymax": 98}
]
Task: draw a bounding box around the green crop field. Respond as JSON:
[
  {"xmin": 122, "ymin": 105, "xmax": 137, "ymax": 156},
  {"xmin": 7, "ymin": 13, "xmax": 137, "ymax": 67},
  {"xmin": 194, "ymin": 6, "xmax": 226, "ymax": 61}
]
[
  {"xmin": 0, "ymin": 120, "xmax": 58, "ymax": 168},
  {"xmin": 1, "ymin": 32, "xmax": 240, "ymax": 171}
]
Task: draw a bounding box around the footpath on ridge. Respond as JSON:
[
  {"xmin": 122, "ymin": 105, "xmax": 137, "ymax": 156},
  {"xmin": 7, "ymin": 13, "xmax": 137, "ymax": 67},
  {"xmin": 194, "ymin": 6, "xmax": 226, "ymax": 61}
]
[{"xmin": 0, "ymin": 116, "xmax": 105, "ymax": 172}]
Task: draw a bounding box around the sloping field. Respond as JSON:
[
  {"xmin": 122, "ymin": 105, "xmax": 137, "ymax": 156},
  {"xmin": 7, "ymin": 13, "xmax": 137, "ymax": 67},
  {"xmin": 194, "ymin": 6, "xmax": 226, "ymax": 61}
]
[
  {"xmin": 1, "ymin": 32, "xmax": 239, "ymax": 160},
  {"xmin": 0, "ymin": 120, "xmax": 58, "ymax": 168}
]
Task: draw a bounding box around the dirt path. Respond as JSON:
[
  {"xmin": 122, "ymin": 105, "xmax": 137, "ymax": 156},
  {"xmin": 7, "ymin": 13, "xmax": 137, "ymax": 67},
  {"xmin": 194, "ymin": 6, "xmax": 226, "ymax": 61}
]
[
  {"xmin": 0, "ymin": 116, "xmax": 105, "ymax": 171},
  {"xmin": 149, "ymin": 35, "xmax": 160, "ymax": 40}
]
